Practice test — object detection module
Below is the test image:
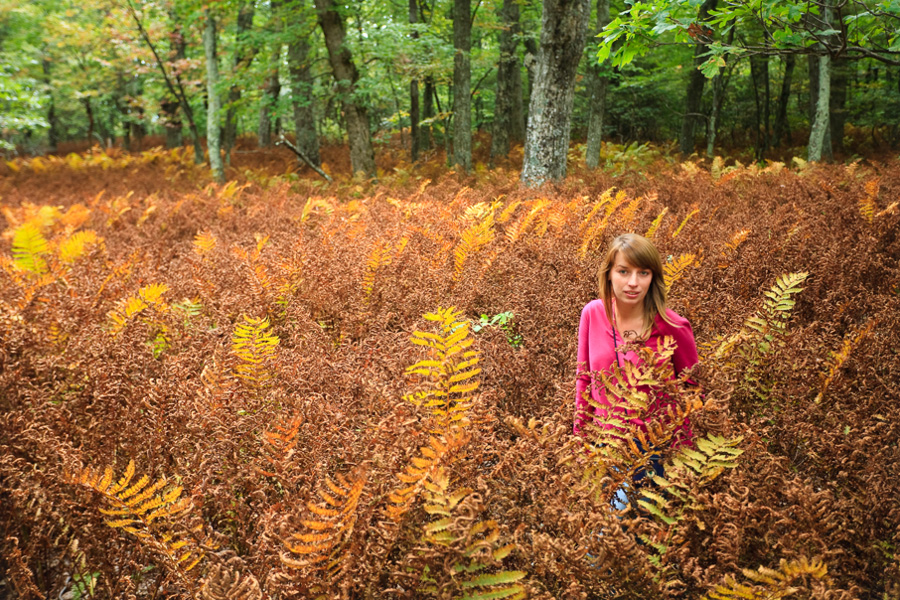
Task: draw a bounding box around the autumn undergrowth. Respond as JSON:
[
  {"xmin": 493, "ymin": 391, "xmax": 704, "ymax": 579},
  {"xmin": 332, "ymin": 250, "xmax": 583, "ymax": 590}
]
[{"xmin": 1, "ymin": 142, "xmax": 899, "ymax": 599}]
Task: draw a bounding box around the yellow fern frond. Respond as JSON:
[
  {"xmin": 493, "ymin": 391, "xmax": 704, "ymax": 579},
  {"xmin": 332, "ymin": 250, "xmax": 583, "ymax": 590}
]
[
  {"xmin": 68, "ymin": 459, "xmax": 211, "ymax": 588},
  {"xmin": 12, "ymin": 222, "xmax": 50, "ymax": 276},
  {"xmin": 232, "ymin": 315, "xmax": 279, "ymax": 386},
  {"xmin": 58, "ymin": 230, "xmax": 101, "ymax": 264},
  {"xmin": 644, "ymin": 206, "xmax": 669, "ymax": 240},
  {"xmin": 859, "ymin": 178, "xmax": 879, "ymax": 222},
  {"xmin": 672, "ymin": 207, "xmax": 699, "ymax": 238},
  {"xmin": 579, "ymin": 190, "xmax": 628, "ymax": 258},
  {"xmin": 193, "ymin": 231, "xmax": 217, "ymax": 256},
  {"xmin": 703, "ymin": 557, "xmax": 827, "ymax": 600},
  {"xmin": 406, "ymin": 307, "xmax": 481, "ymax": 432},
  {"xmin": 453, "ymin": 214, "xmax": 495, "ymax": 281},
  {"xmin": 663, "ymin": 253, "xmax": 697, "ymax": 295},
  {"xmin": 107, "ymin": 283, "xmax": 169, "ymax": 334}
]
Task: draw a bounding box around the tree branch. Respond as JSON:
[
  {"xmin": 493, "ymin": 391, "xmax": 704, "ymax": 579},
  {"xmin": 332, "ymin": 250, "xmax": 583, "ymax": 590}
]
[{"xmin": 277, "ymin": 135, "xmax": 333, "ymax": 182}]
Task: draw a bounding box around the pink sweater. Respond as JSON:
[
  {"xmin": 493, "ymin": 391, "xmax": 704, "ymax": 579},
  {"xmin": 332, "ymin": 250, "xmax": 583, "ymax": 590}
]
[{"xmin": 574, "ymin": 299, "xmax": 699, "ymax": 446}]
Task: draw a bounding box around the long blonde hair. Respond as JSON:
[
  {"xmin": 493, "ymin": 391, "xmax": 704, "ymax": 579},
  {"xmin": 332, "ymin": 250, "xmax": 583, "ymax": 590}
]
[{"xmin": 598, "ymin": 233, "xmax": 676, "ymax": 331}]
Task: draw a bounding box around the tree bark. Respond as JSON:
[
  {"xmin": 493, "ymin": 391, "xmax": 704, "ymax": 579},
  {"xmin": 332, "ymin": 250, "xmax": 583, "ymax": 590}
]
[
  {"xmin": 204, "ymin": 9, "xmax": 225, "ymax": 183},
  {"xmin": 224, "ymin": 1, "xmax": 256, "ymax": 164},
  {"xmin": 423, "ymin": 75, "xmax": 436, "ymax": 148},
  {"xmin": 679, "ymin": 0, "xmax": 717, "ymax": 157},
  {"xmin": 288, "ymin": 16, "xmax": 320, "ymax": 167},
  {"xmin": 490, "ymin": 0, "xmax": 523, "ymax": 162},
  {"xmin": 409, "ymin": 0, "xmax": 422, "ymax": 161},
  {"xmin": 773, "ymin": 54, "xmax": 795, "ymax": 147},
  {"xmin": 315, "ymin": 0, "xmax": 376, "ymax": 178},
  {"xmin": 585, "ymin": 0, "xmax": 611, "ymax": 169},
  {"xmin": 830, "ymin": 55, "xmax": 849, "ymax": 154},
  {"xmin": 809, "ymin": 52, "xmax": 832, "ymax": 162},
  {"xmin": 452, "ymin": 0, "xmax": 472, "ymax": 171},
  {"xmin": 749, "ymin": 53, "xmax": 770, "ymax": 160},
  {"xmin": 523, "ymin": 35, "xmax": 538, "ymax": 128},
  {"xmin": 42, "ymin": 57, "xmax": 59, "ymax": 153},
  {"xmin": 520, "ymin": 0, "xmax": 591, "ymax": 187},
  {"xmin": 258, "ymin": 1, "xmax": 283, "ymax": 148}
]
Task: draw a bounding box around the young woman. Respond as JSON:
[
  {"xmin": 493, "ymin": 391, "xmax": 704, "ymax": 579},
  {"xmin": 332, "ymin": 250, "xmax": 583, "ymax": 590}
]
[{"xmin": 574, "ymin": 234, "xmax": 699, "ymax": 494}]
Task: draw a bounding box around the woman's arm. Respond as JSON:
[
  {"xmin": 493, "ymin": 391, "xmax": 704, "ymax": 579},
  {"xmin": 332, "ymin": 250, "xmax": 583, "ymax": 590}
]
[{"xmin": 574, "ymin": 305, "xmax": 592, "ymax": 435}]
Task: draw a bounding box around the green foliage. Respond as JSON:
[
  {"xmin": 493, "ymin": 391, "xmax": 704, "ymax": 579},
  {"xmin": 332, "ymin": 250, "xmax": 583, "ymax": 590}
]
[{"xmin": 471, "ymin": 311, "xmax": 522, "ymax": 348}]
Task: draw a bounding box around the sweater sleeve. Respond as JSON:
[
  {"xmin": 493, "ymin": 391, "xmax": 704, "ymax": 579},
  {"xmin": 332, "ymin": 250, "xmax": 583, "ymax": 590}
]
[
  {"xmin": 669, "ymin": 315, "xmax": 699, "ymax": 381},
  {"xmin": 574, "ymin": 304, "xmax": 592, "ymax": 435}
]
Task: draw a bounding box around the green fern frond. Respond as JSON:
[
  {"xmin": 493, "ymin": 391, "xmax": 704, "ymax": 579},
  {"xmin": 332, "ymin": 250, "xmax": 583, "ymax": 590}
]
[
  {"xmin": 12, "ymin": 222, "xmax": 50, "ymax": 276},
  {"xmin": 232, "ymin": 315, "xmax": 279, "ymax": 386}
]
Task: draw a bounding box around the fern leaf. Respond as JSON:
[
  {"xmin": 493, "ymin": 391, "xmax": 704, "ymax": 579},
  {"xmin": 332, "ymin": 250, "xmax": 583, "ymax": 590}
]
[
  {"xmin": 672, "ymin": 207, "xmax": 699, "ymax": 238},
  {"xmin": 703, "ymin": 557, "xmax": 827, "ymax": 600},
  {"xmin": 645, "ymin": 206, "xmax": 669, "ymax": 239},
  {"xmin": 193, "ymin": 231, "xmax": 217, "ymax": 256},
  {"xmin": 232, "ymin": 315, "xmax": 279, "ymax": 386},
  {"xmin": 12, "ymin": 222, "xmax": 50, "ymax": 275},
  {"xmin": 454, "ymin": 214, "xmax": 495, "ymax": 281},
  {"xmin": 200, "ymin": 559, "xmax": 263, "ymax": 600},
  {"xmin": 282, "ymin": 470, "xmax": 366, "ymax": 583},
  {"xmin": 58, "ymin": 230, "xmax": 101, "ymax": 264},
  {"xmin": 663, "ymin": 253, "xmax": 697, "ymax": 295},
  {"xmin": 816, "ymin": 319, "xmax": 876, "ymax": 403},
  {"xmin": 69, "ymin": 459, "xmax": 210, "ymax": 589}
]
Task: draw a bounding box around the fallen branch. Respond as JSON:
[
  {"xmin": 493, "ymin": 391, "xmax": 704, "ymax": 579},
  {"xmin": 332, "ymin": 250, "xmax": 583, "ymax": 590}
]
[{"xmin": 277, "ymin": 136, "xmax": 332, "ymax": 182}]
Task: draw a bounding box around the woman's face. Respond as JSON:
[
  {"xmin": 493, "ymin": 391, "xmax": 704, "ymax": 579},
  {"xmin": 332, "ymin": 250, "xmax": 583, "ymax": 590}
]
[{"xmin": 609, "ymin": 253, "xmax": 652, "ymax": 311}]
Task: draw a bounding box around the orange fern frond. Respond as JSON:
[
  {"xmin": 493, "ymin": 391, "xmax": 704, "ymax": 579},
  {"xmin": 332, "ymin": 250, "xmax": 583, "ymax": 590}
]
[
  {"xmin": 645, "ymin": 206, "xmax": 669, "ymax": 240},
  {"xmin": 387, "ymin": 431, "xmax": 468, "ymax": 521},
  {"xmin": 283, "ymin": 470, "xmax": 367, "ymax": 580},
  {"xmin": 453, "ymin": 214, "xmax": 495, "ymax": 281},
  {"xmin": 816, "ymin": 319, "xmax": 876, "ymax": 404},
  {"xmin": 193, "ymin": 231, "xmax": 217, "ymax": 256},
  {"xmin": 664, "ymin": 253, "xmax": 697, "ymax": 295}
]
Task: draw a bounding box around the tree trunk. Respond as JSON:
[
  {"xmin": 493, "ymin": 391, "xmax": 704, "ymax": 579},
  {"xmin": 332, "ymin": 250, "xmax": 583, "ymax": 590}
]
[
  {"xmin": 204, "ymin": 9, "xmax": 225, "ymax": 183},
  {"xmin": 830, "ymin": 55, "xmax": 849, "ymax": 154},
  {"xmin": 584, "ymin": 0, "xmax": 611, "ymax": 169},
  {"xmin": 520, "ymin": 0, "xmax": 591, "ymax": 187},
  {"xmin": 452, "ymin": 0, "xmax": 472, "ymax": 172},
  {"xmin": 773, "ymin": 54, "xmax": 795, "ymax": 147},
  {"xmin": 224, "ymin": 1, "xmax": 256, "ymax": 164},
  {"xmin": 288, "ymin": 18, "xmax": 320, "ymax": 167},
  {"xmin": 258, "ymin": 1, "xmax": 283, "ymax": 148},
  {"xmin": 409, "ymin": 0, "xmax": 422, "ymax": 161},
  {"xmin": 423, "ymin": 75, "xmax": 436, "ymax": 148},
  {"xmin": 81, "ymin": 97, "xmax": 95, "ymax": 148},
  {"xmin": 490, "ymin": 0, "xmax": 523, "ymax": 162},
  {"xmin": 523, "ymin": 36, "xmax": 538, "ymax": 129},
  {"xmin": 749, "ymin": 53, "xmax": 770, "ymax": 160},
  {"xmin": 42, "ymin": 57, "xmax": 59, "ymax": 153},
  {"xmin": 315, "ymin": 0, "xmax": 376, "ymax": 178},
  {"xmin": 679, "ymin": 0, "xmax": 718, "ymax": 157},
  {"xmin": 808, "ymin": 52, "xmax": 831, "ymax": 162}
]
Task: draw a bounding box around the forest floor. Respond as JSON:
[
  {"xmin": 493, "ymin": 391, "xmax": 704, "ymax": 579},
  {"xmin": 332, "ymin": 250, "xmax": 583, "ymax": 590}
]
[{"xmin": 1, "ymin": 140, "xmax": 899, "ymax": 599}]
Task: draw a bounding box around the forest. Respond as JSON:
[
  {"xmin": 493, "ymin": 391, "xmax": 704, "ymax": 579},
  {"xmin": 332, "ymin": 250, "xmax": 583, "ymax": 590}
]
[{"xmin": 2, "ymin": 0, "xmax": 900, "ymax": 599}]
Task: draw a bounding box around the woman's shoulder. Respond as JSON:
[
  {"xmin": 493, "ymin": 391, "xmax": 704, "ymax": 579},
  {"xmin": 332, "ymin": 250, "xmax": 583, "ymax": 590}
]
[
  {"xmin": 581, "ymin": 299, "xmax": 608, "ymax": 318},
  {"xmin": 657, "ymin": 308, "xmax": 692, "ymax": 330}
]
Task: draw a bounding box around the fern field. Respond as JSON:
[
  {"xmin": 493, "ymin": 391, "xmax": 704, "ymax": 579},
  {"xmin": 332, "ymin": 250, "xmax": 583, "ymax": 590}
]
[{"xmin": 1, "ymin": 145, "xmax": 899, "ymax": 599}]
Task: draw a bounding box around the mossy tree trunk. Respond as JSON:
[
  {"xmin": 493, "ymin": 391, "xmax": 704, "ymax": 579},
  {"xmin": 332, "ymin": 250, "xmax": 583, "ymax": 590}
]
[
  {"xmin": 204, "ymin": 9, "xmax": 225, "ymax": 183},
  {"xmin": 520, "ymin": 0, "xmax": 591, "ymax": 187}
]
